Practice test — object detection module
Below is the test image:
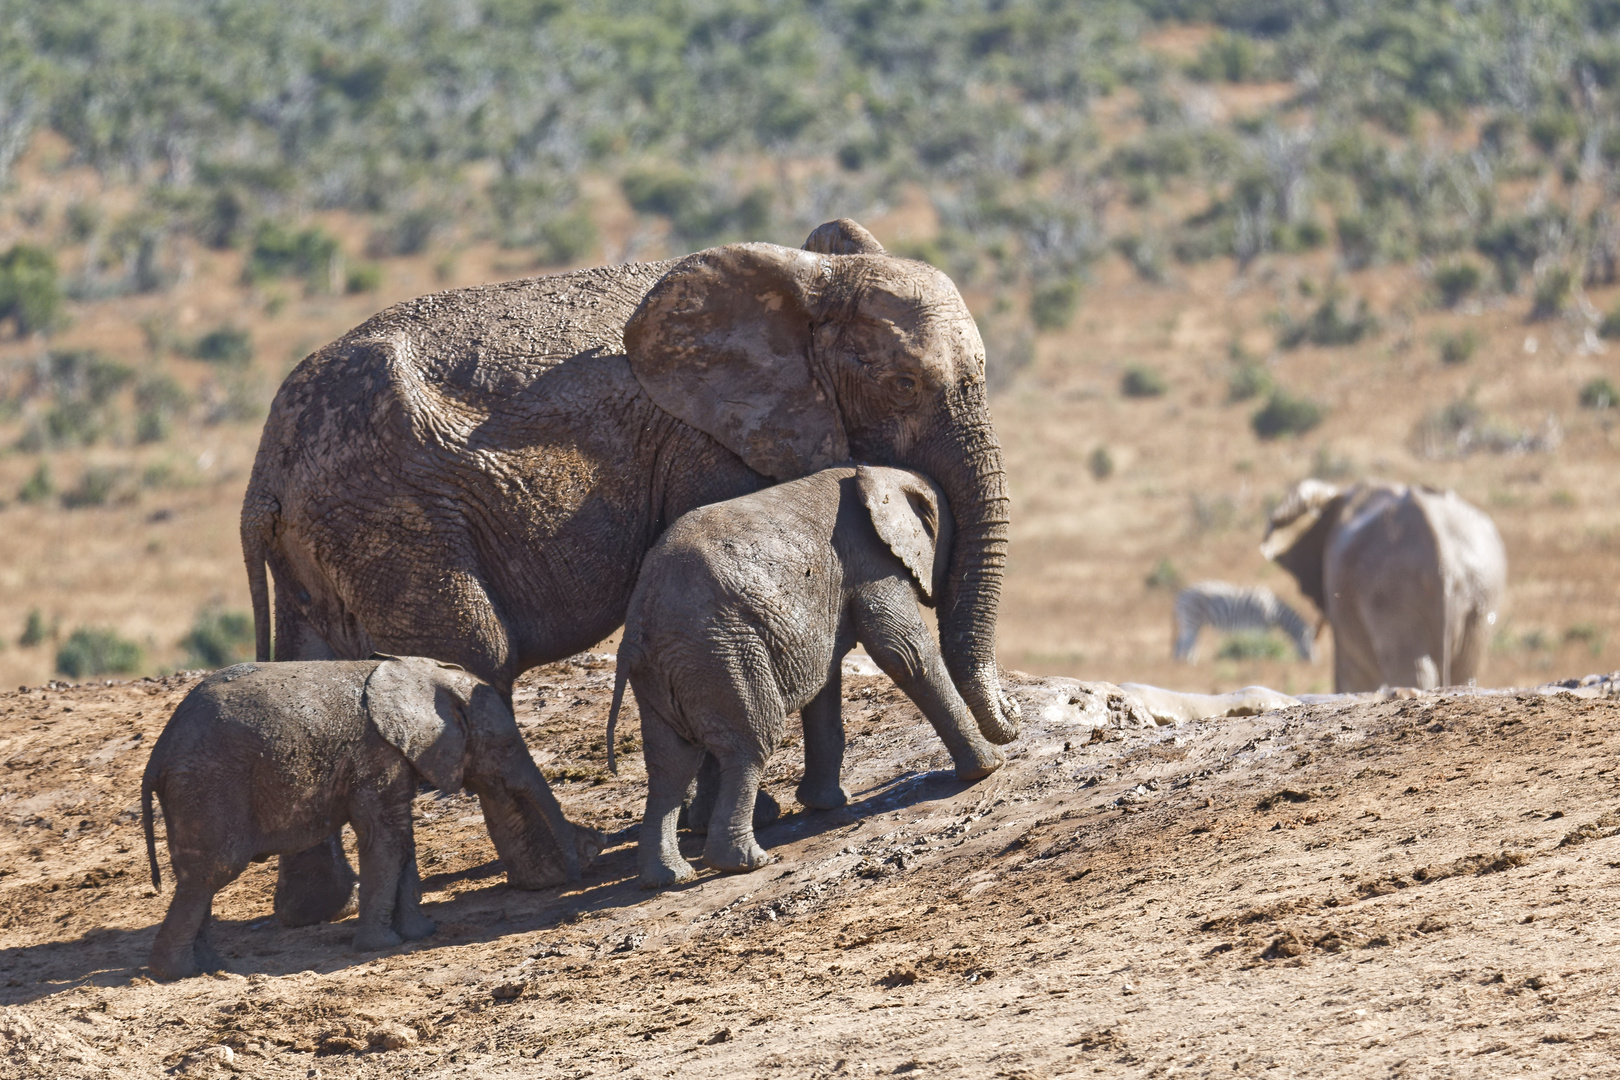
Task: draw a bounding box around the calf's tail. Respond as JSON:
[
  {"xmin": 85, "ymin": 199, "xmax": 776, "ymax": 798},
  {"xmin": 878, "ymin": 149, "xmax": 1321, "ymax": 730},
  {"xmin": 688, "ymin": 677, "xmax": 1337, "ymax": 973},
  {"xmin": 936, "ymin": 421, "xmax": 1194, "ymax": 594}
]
[
  {"xmin": 606, "ymin": 653, "xmax": 629, "ymax": 775},
  {"xmin": 142, "ymin": 771, "xmax": 161, "ymax": 890}
]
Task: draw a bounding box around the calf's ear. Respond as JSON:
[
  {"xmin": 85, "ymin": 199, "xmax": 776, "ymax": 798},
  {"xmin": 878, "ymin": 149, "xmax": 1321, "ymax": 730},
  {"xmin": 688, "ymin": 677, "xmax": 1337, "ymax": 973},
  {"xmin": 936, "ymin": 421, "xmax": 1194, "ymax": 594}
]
[
  {"xmin": 857, "ymin": 466, "xmax": 953, "ymax": 602},
  {"xmin": 364, "ymin": 658, "xmax": 468, "ymax": 793}
]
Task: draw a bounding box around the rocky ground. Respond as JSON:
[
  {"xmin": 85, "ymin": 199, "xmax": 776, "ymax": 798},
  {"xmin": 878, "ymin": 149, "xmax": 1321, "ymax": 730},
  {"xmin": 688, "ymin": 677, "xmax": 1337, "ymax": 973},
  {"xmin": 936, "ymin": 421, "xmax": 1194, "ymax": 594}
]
[{"xmin": 3, "ymin": 655, "xmax": 1620, "ymax": 1078}]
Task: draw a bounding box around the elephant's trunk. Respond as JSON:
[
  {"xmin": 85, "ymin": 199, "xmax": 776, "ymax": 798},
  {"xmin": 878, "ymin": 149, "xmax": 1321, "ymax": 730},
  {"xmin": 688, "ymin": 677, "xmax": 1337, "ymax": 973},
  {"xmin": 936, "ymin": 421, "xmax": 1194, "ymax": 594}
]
[{"xmin": 921, "ymin": 381, "xmax": 1018, "ymax": 745}]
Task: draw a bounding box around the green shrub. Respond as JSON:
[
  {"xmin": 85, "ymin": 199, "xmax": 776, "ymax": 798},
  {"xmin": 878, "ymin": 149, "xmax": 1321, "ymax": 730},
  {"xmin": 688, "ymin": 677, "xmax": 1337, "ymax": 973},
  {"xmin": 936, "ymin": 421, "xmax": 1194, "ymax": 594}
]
[
  {"xmin": 1279, "ymin": 292, "xmax": 1377, "ymax": 349},
  {"xmin": 1031, "ymin": 278, "xmax": 1081, "ymax": 331},
  {"xmin": 1437, "ymin": 329, "xmax": 1479, "ymax": 366},
  {"xmin": 345, "ymin": 262, "xmax": 383, "ymax": 294},
  {"xmin": 18, "ymin": 608, "xmax": 49, "ymax": 647},
  {"xmin": 1215, "ymin": 629, "xmax": 1290, "ymax": 661},
  {"xmin": 244, "ymin": 222, "xmax": 341, "ymax": 289},
  {"xmin": 1530, "ymin": 267, "xmax": 1572, "ymax": 321},
  {"xmin": 1528, "ymin": 110, "xmax": 1579, "ymax": 155},
  {"xmin": 134, "ymin": 374, "xmax": 189, "ymax": 443},
  {"xmin": 1564, "ymin": 623, "xmax": 1607, "ymax": 657},
  {"xmin": 1252, "ymin": 390, "xmax": 1324, "ymax": 439},
  {"xmin": 1144, "ymin": 557, "xmax": 1180, "ymax": 590},
  {"xmin": 1187, "ymin": 32, "xmax": 1269, "ymax": 83},
  {"xmin": 180, "ymin": 608, "xmax": 255, "ymax": 668},
  {"xmin": 56, "ymin": 627, "xmax": 143, "ymax": 678},
  {"xmin": 1088, "ymin": 446, "xmax": 1114, "ymax": 480},
  {"xmin": 60, "ymin": 466, "xmax": 121, "ymax": 509},
  {"xmin": 18, "ymin": 463, "xmax": 52, "ymax": 503},
  {"xmin": 1227, "ymin": 361, "xmax": 1271, "ymax": 402},
  {"xmin": 190, "ymin": 326, "xmax": 254, "ymax": 365},
  {"xmin": 0, "ymin": 244, "xmax": 63, "ymax": 337},
  {"xmin": 621, "ymin": 164, "xmax": 701, "ymax": 220},
  {"xmin": 1121, "ymin": 364, "xmax": 1168, "ymax": 398},
  {"xmin": 533, "ymin": 211, "xmax": 598, "ymax": 266},
  {"xmin": 1433, "ymin": 262, "xmax": 1483, "ymax": 307},
  {"xmin": 1580, "ymin": 378, "xmax": 1619, "ymax": 409},
  {"xmin": 1600, "ymin": 305, "xmax": 1620, "ymax": 340}
]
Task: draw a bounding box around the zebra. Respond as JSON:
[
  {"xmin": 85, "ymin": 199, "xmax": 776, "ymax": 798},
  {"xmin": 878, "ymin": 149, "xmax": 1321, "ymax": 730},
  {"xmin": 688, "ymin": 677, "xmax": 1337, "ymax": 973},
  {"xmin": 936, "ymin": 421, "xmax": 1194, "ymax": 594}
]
[{"xmin": 1172, "ymin": 581, "xmax": 1317, "ymax": 663}]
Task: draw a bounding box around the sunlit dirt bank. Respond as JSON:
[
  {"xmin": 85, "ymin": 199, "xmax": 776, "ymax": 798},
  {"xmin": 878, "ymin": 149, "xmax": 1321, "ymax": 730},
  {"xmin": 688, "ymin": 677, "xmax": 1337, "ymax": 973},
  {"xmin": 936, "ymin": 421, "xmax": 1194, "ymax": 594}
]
[{"xmin": 4, "ymin": 657, "xmax": 1620, "ymax": 1078}]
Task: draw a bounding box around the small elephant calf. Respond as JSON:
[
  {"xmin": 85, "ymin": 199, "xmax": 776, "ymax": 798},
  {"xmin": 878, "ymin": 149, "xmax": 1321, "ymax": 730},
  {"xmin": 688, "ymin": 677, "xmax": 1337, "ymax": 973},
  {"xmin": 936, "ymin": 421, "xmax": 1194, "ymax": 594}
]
[
  {"xmin": 142, "ymin": 655, "xmax": 586, "ymax": 980},
  {"xmin": 608, "ymin": 465, "xmax": 1005, "ymax": 888}
]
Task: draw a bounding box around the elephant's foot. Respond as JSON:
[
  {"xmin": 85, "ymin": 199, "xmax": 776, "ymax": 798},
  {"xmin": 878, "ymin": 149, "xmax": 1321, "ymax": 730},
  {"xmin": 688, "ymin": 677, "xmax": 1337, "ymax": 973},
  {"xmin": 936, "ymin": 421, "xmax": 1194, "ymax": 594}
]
[
  {"xmin": 352, "ymin": 925, "xmax": 404, "ymax": 952},
  {"xmin": 638, "ymin": 857, "xmax": 696, "ymax": 890},
  {"xmin": 795, "ymin": 781, "xmax": 850, "ymax": 810},
  {"xmin": 683, "ymin": 782, "xmax": 779, "ymax": 833},
  {"xmin": 275, "ymin": 837, "xmax": 359, "ymax": 927},
  {"xmin": 148, "ymin": 947, "xmax": 198, "ymax": 982},
  {"xmin": 393, "ymin": 910, "xmax": 437, "ymax": 942},
  {"xmin": 703, "ymin": 836, "xmax": 773, "ymax": 873},
  {"xmin": 575, "ymin": 825, "xmax": 607, "ymax": 866},
  {"xmin": 753, "ymin": 789, "xmax": 781, "ymax": 828},
  {"xmin": 952, "ymin": 745, "xmax": 1004, "ymax": 782}
]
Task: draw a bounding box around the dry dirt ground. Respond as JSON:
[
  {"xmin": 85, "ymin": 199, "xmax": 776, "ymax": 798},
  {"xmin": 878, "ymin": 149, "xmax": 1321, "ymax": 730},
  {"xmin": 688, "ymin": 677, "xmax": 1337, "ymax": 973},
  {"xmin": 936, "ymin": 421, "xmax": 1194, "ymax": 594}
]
[{"xmin": 4, "ymin": 655, "xmax": 1620, "ymax": 1078}]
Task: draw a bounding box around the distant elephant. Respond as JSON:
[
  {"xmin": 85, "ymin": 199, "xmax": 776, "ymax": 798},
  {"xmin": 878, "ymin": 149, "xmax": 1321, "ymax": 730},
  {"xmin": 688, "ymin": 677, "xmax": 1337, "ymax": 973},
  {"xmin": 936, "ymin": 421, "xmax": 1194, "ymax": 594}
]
[
  {"xmin": 606, "ymin": 466, "xmax": 1004, "ymax": 887},
  {"xmin": 140, "ymin": 656, "xmax": 600, "ymax": 980},
  {"xmin": 1261, "ymin": 479, "xmax": 1506, "ymax": 692},
  {"xmin": 240, "ymin": 218, "xmax": 1018, "ymax": 921}
]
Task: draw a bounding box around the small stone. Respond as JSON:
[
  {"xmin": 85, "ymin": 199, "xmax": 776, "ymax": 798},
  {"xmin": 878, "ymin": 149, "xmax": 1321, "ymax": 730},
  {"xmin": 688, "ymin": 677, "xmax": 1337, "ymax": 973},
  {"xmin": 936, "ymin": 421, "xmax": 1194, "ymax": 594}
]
[
  {"xmin": 368, "ymin": 1024, "xmax": 418, "ymax": 1051},
  {"xmin": 705, "ymin": 1027, "xmax": 732, "ymax": 1044},
  {"xmin": 491, "ymin": 980, "xmax": 528, "ymax": 1000}
]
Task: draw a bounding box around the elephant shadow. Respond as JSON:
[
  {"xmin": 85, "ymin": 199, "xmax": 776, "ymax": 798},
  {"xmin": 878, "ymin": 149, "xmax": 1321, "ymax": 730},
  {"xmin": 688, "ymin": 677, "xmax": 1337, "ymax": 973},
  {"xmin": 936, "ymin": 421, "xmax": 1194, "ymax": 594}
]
[{"xmin": 0, "ymin": 767, "xmax": 969, "ymax": 1003}]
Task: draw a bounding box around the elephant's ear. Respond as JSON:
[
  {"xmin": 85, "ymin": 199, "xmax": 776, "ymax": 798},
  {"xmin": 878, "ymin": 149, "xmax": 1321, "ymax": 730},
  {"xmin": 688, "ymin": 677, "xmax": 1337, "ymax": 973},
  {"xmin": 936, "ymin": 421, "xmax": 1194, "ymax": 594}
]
[
  {"xmin": 858, "ymin": 466, "xmax": 953, "ymax": 601},
  {"xmin": 1261, "ymin": 480, "xmax": 1345, "ymax": 614},
  {"xmin": 364, "ymin": 658, "xmax": 468, "ymax": 793},
  {"xmin": 624, "ymin": 243, "xmax": 848, "ymax": 481},
  {"xmin": 803, "ymin": 218, "xmax": 886, "ymax": 255}
]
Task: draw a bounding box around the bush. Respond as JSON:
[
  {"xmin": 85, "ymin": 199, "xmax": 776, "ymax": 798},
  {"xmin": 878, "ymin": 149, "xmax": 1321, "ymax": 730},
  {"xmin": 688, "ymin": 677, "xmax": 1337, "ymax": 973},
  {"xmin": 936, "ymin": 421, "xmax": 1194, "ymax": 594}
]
[
  {"xmin": 1600, "ymin": 305, "xmax": 1620, "ymax": 340},
  {"xmin": 1279, "ymin": 292, "xmax": 1377, "ymax": 349},
  {"xmin": 56, "ymin": 627, "xmax": 143, "ymax": 678},
  {"xmin": 1215, "ymin": 629, "xmax": 1290, "ymax": 661},
  {"xmin": 1251, "ymin": 390, "xmax": 1324, "ymax": 439},
  {"xmin": 18, "ymin": 608, "xmax": 49, "ymax": 647},
  {"xmin": 0, "ymin": 244, "xmax": 63, "ymax": 337},
  {"xmin": 190, "ymin": 326, "xmax": 254, "ymax": 365},
  {"xmin": 17, "ymin": 463, "xmax": 52, "ymax": 503},
  {"xmin": 1121, "ymin": 364, "xmax": 1168, "ymax": 398},
  {"xmin": 1144, "ymin": 557, "xmax": 1181, "ymax": 590},
  {"xmin": 1031, "ymin": 278, "xmax": 1081, "ymax": 331},
  {"xmin": 180, "ymin": 608, "xmax": 255, "ymax": 668},
  {"xmin": 1433, "ymin": 262, "xmax": 1483, "ymax": 307},
  {"xmin": 533, "ymin": 211, "xmax": 598, "ymax": 266},
  {"xmin": 1088, "ymin": 446, "xmax": 1114, "ymax": 480},
  {"xmin": 245, "ymin": 222, "xmax": 341, "ymax": 290},
  {"xmin": 1530, "ymin": 267, "xmax": 1572, "ymax": 321},
  {"xmin": 1437, "ymin": 329, "xmax": 1479, "ymax": 366},
  {"xmin": 1528, "ymin": 110, "xmax": 1579, "ymax": 155},
  {"xmin": 1227, "ymin": 361, "xmax": 1271, "ymax": 402},
  {"xmin": 60, "ymin": 466, "xmax": 122, "ymax": 508},
  {"xmin": 1580, "ymin": 378, "xmax": 1619, "ymax": 409},
  {"xmin": 135, "ymin": 374, "xmax": 189, "ymax": 443},
  {"xmin": 345, "ymin": 262, "xmax": 383, "ymax": 294}
]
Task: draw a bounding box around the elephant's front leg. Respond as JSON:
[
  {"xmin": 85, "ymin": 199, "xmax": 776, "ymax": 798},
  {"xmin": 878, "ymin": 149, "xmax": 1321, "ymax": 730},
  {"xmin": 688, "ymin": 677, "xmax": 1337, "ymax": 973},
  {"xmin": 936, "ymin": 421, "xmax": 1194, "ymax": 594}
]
[
  {"xmin": 348, "ymin": 786, "xmax": 415, "ymax": 952},
  {"xmin": 390, "ymin": 837, "xmax": 436, "ymax": 942},
  {"xmin": 797, "ymin": 668, "xmax": 849, "ymax": 809},
  {"xmin": 858, "ymin": 588, "xmax": 1003, "ymax": 781}
]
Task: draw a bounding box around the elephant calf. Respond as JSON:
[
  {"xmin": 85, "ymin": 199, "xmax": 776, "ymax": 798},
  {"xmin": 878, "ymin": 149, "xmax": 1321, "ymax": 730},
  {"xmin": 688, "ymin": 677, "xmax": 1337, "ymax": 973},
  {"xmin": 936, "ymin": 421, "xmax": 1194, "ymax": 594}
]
[
  {"xmin": 608, "ymin": 465, "xmax": 1004, "ymax": 888},
  {"xmin": 141, "ymin": 655, "xmax": 595, "ymax": 980}
]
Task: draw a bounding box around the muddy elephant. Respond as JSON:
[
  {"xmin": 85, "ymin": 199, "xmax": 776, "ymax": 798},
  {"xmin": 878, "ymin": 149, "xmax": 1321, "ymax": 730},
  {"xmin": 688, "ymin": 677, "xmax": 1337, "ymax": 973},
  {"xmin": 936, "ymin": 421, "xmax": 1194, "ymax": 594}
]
[
  {"xmin": 141, "ymin": 656, "xmax": 599, "ymax": 980},
  {"xmin": 1261, "ymin": 479, "xmax": 1506, "ymax": 692},
  {"xmin": 606, "ymin": 465, "xmax": 1005, "ymax": 887},
  {"xmin": 240, "ymin": 218, "xmax": 1019, "ymax": 920}
]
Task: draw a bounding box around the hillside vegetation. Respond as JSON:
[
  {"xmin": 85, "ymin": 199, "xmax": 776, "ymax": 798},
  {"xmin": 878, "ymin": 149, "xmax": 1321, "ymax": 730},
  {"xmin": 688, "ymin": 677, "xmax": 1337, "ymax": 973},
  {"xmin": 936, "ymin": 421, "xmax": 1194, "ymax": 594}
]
[{"xmin": 1, "ymin": 1, "xmax": 1618, "ymax": 688}]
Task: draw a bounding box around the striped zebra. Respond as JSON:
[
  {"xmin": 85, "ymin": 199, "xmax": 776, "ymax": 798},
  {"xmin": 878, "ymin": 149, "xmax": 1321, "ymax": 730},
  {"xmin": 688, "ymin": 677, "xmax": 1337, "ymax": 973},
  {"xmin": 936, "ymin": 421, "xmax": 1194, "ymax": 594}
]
[{"xmin": 1173, "ymin": 581, "xmax": 1316, "ymax": 663}]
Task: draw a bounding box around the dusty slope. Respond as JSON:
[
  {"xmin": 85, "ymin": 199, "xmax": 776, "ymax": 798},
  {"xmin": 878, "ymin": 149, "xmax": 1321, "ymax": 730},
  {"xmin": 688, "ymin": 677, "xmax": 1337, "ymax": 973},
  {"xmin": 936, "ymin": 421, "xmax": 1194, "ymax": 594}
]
[{"xmin": 3, "ymin": 658, "xmax": 1620, "ymax": 1078}]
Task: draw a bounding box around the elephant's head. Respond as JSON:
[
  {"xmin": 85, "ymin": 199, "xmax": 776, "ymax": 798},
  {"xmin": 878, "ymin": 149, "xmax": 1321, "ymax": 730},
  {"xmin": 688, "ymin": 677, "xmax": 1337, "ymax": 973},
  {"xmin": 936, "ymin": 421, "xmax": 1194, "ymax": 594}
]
[
  {"xmin": 1260, "ymin": 479, "xmax": 1347, "ymax": 614},
  {"xmin": 858, "ymin": 466, "xmax": 953, "ymax": 602},
  {"xmin": 365, "ymin": 656, "xmax": 597, "ymax": 890},
  {"xmin": 623, "ymin": 220, "xmax": 1017, "ymax": 744}
]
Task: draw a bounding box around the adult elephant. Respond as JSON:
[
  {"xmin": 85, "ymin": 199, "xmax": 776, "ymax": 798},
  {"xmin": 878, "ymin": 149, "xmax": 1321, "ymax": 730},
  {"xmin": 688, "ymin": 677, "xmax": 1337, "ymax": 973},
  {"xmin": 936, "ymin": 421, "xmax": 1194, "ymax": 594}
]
[
  {"xmin": 1261, "ymin": 479, "xmax": 1506, "ymax": 692},
  {"xmin": 241, "ymin": 219, "xmax": 1018, "ymax": 920}
]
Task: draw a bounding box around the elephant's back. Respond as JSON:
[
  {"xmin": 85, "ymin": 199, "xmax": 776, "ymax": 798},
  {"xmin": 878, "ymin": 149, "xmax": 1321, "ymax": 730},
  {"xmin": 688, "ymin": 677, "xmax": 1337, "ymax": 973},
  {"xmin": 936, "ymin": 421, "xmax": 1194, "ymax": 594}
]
[{"xmin": 159, "ymin": 662, "xmax": 373, "ymax": 760}]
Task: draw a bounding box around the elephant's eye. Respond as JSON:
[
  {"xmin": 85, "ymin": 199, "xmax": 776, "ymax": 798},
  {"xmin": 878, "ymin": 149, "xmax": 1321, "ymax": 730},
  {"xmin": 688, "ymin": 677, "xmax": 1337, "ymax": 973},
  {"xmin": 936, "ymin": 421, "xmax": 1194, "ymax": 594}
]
[{"xmin": 896, "ymin": 376, "xmax": 916, "ymax": 393}]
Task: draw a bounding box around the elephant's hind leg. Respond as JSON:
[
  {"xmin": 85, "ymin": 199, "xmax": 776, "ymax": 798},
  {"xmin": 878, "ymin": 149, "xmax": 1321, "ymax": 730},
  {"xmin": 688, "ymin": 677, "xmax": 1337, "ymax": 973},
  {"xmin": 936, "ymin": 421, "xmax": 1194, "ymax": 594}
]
[
  {"xmin": 150, "ymin": 863, "xmax": 241, "ymax": 981},
  {"xmin": 639, "ymin": 708, "xmax": 705, "ymax": 889},
  {"xmin": 275, "ymin": 833, "xmax": 357, "ymax": 927},
  {"xmin": 703, "ymin": 756, "xmax": 773, "ymax": 872}
]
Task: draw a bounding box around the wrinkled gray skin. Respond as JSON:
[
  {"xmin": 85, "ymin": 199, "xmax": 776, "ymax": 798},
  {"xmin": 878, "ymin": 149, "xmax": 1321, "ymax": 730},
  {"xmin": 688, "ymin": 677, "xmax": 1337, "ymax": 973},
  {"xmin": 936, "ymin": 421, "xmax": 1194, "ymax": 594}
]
[
  {"xmin": 241, "ymin": 219, "xmax": 1017, "ymax": 921},
  {"xmin": 1263, "ymin": 479, "xmax": 1507, "ymax": 692},
  {"xmin": 140, "ymin": 657, "xmax": 600, "ymax": 980},
  {"xmin": 609, "ymin": 466, "xmax": 1004, "ymax": 887}
]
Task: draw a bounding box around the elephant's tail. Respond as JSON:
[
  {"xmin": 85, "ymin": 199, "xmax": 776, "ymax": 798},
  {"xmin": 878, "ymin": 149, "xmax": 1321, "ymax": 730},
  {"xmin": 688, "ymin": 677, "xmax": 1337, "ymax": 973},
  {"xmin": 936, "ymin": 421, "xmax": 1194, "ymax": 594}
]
[
  {"xmin": 606, "ymin": 652, "xmax": 630, "ymax": 775},
  {"xmin": 142, "ymin": 769, "xmax": 161, "ymax": 890},
  {"xmin": 241, "ymin": 491, "xmax": 278, "ymax": 662}
]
